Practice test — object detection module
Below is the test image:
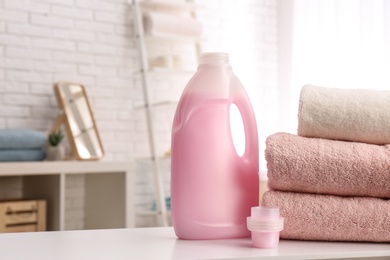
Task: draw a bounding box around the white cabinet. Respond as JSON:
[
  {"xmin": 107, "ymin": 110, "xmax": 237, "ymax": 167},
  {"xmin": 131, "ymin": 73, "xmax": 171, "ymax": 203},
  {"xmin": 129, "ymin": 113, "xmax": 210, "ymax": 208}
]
[{"xmin": 0, "ymin": 161, "xmax": 134, "ymax": 231}]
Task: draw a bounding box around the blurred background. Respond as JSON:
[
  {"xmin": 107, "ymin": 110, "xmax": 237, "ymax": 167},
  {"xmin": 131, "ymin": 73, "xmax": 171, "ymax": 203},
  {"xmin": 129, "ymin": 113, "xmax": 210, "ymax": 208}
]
[{"xmin": 0, "ymin": 0, "xmax": 388, "ymax": 228}]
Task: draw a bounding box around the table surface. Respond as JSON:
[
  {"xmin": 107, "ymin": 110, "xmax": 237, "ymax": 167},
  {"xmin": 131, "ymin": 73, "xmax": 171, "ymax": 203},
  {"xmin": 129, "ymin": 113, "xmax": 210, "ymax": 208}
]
[{"xmin": 0, "ymin": 227, "xmax": 389, "ymax": 259}]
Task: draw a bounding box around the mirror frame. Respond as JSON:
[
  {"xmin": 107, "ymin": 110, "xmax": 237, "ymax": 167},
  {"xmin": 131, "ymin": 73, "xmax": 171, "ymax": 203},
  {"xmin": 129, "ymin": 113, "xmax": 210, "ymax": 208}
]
[{"xmin": 53, "ymin": 82, "xmax": 104, "ymax": 161}]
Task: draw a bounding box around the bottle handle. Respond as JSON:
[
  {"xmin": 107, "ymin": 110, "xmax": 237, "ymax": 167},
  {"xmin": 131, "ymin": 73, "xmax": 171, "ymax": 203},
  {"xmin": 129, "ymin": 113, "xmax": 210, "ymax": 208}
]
[{"xmin": 231, "ymin": 86, "xmax": 259, "ymax": 170}]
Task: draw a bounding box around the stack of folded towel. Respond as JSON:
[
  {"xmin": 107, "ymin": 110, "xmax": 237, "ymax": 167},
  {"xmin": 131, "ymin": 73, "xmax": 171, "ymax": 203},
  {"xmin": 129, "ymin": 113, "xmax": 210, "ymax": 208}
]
[
  {"xmin": 0, "ymin": 129, "xmax": 46, "ymax": 161},
  {"xmin": 262, "ymin": 85, "xmax": 390, "ymax": 242}
]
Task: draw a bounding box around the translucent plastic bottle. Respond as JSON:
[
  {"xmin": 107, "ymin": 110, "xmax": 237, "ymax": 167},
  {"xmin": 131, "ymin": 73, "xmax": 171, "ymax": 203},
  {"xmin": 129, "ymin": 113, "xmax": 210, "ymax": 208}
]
[{"xmin": 171, "ymin": 52, "xmax": 259, "ymax": 240}]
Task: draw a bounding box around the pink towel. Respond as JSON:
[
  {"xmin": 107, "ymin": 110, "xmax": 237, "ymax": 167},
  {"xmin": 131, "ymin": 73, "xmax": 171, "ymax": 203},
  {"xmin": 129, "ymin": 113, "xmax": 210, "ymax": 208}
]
[
  {"xmin": 266, "ymin": 132, "xmax": 390, "ymax": 198},
  {"xmin": 262, "ymin": 191, "xmax": 390, "ymax": 242}
]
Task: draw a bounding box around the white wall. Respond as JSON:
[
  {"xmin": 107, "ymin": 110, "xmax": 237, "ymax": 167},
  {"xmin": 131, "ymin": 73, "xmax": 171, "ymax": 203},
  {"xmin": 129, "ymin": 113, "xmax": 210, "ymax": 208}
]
[
  {"xmin": 197, "ymin": 0, "xmax": 280, "ymax": 179},
  {"xmin": 0, "ymin": 0, "xmax": 279, "ymax": 228}
]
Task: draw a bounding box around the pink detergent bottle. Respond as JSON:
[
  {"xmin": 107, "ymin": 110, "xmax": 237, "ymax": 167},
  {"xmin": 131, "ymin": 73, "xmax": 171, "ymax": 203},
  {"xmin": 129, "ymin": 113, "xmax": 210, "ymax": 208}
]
[{"xmin": 171, "ymin": 52, "xmax": 259, "ymax": 240}]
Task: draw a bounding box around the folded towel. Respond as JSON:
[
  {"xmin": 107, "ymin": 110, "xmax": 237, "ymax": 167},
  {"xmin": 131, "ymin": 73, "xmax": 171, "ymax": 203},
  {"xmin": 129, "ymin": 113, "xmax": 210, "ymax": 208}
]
[
  {"xmin": 262, "ymin": 191, "xmax": 390, "ymax": 242},
  {"xmin": 298, "ymin": 85, "xmax": 390, "ymax": 145},
  {"xmin": 0, "ymin": 149, "xmax": 46, "ymax": 161},
  {"xmin": 266, "ymin": 132, "xmax": 390, "ymax": 198},
  {"xmin": 0, "ymin": 129, "xmax": 47, "ymax": 149},
  {"xmin": 143, "ymin": 11, "xmax": 202, "ymax": 39}
]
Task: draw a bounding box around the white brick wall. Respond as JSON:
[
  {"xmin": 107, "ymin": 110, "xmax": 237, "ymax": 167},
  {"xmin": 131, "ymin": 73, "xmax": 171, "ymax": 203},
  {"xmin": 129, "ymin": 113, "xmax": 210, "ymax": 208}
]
[
  {"xmin": 0, "ymin": 0, "xmax": 279, "ymax": 228},
  {"xmin": 0, "ymin": 0, "xmax": 135, "ymax": 229}
]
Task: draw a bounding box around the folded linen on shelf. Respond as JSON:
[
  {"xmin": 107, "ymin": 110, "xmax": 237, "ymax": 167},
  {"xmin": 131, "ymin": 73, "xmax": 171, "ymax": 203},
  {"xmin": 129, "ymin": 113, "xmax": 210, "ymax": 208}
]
[
  {"xmin": 0, "ymin": 149, "xmax": 46, "ymax": 162},
  {"xmin": 0, "ymin": 129, "xmax": 46, "ymax": 149},
  {"xmin": 298, "ymin": 85, "xmax": 390, "ymax": 145},
  {"xmin": 265, "ymin": 132, "xmax": 390, "ymax": 198},
  {"xmin": 262, "ymin": 191, "xmax": 390, "ymax": 242},
  {"xmin": 142, "ymin": 11, "xmax": 202, "ymax": 39}
]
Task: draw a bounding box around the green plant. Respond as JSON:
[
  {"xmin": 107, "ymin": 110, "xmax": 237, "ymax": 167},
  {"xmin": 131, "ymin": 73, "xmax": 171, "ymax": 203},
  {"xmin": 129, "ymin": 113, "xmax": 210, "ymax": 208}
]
[{"xmin": 48, "ymin": 130, "xmax": 64, "ymax": 147}]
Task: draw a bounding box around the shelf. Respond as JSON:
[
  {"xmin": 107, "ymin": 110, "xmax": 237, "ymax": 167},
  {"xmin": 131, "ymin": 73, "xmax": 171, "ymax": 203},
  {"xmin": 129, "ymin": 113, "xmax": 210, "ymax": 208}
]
[
  {"xmin": 131, "ymin": 0, "xmax": 200, "ymax": 228},
  {"xmin": 133, "ymin": 67, "xmax": 195, "ymax": 77},
  {"xmin": 136, "ymin": 209, "xmax": 171, "ymax": 217},
  {"xmin": 144, "ymin": 34, "xmax": 202, "ymax": 44},
  {"xmin": 134, "ymin": 100, "xmax": 178, "ymax": 109},
  {"xmin": 135, "ymin": 156, "xmax": 171, "ymax": 162},
  {"xmin": 0, "ymin": 161, "xmax": 133, "ymax": 176},
  {"xmin": 0, "ymin": 161, "xmax": 135, "ymax": 231},
  {"xmin": 148, "ymin": 67, "xmax": 195, "ymax": 74},
  {"xmin": 140, "ymin": 1, "xmax": 201, "ymax": 12}
]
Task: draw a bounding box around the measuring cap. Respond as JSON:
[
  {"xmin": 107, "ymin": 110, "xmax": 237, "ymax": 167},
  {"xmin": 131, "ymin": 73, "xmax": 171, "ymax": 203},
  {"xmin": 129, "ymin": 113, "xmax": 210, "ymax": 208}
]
[{"xmin": 247, "ymin": 206, "xmax": 284, "ymax": 248}]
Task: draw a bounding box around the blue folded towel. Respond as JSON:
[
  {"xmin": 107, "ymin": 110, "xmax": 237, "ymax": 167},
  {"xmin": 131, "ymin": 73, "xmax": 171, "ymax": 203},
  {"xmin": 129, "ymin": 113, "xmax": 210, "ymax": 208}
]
[
  {"xmin": 0, "ymin": 149, "xmax": 46, "ymax": 161},
  {"xmin": 0, "ymin": 129, "xmax": 47, "ymax": 149}
]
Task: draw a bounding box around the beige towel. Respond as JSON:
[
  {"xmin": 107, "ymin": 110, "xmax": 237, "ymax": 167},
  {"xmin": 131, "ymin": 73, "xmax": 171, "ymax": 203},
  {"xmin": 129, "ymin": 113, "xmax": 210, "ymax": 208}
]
[
  {"xmin": 298, "ymin": 85, "xmax": 390, "ymax": 144},
  {"xmin": 262, "ymin": 191, "xmax": 390, "ymax": 242}
]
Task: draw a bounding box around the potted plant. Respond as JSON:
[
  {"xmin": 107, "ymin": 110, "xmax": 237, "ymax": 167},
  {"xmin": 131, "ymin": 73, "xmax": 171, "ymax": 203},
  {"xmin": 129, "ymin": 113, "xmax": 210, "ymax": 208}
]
[{"xmin": 46, "ymin": 130, "xmax": 65, "ymax": 161}]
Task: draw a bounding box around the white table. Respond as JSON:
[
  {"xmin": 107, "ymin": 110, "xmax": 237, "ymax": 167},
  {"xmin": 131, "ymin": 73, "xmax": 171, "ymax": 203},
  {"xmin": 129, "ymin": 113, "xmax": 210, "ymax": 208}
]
[{"xmin": 0, "ymin": 227, "xmax": 388, "ymax": 259}]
